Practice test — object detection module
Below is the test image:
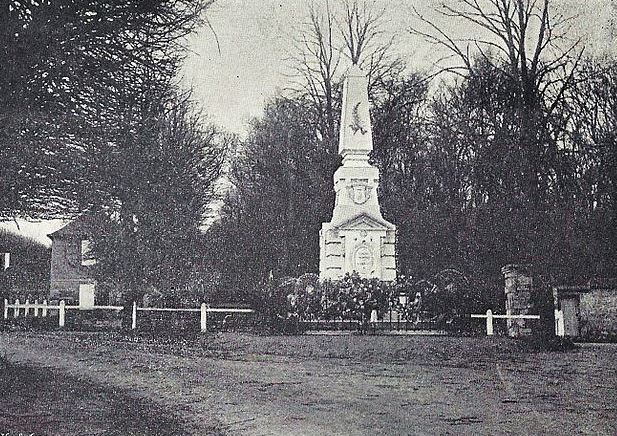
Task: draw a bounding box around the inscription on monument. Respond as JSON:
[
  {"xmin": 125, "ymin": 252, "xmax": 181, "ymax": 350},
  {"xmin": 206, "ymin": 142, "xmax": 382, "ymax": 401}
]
[{"xmin": 354, "ymin": 244, "xmax": 373, "ymax": 274}]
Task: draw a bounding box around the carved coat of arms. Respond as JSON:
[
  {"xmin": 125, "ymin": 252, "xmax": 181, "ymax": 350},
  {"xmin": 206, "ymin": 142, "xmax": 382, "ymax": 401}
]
[{"xmin": 347, "ymin": 183, "xmax": 371, "ymax": 205}]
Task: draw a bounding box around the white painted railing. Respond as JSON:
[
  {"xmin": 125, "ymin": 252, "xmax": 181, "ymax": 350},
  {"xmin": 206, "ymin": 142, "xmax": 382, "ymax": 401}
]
[
  {"xmin": 4, "ymin": 298, "xmax": 123, "ymax": 327},
  {"xmin": 554, "ymin": 309, "xmax": 565, "ymax": 337},
  {"xmin": 471, "ymin": 309, "xmax": 541, "ymax": 335},
  {"xmin": 131, "ymin": 302, "xmax": 254, "ymax": 332},
  {"xmin": 4, "ymin": 298, "xmax": 52, "ymax": 320},
  {"xmin": 3, "ymin": 298, "xmax": 253, "ymax": 331}
]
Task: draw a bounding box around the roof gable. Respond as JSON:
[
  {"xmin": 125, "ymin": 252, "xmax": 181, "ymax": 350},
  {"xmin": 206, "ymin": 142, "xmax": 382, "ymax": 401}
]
[
  {"xmin": 48, "ymin": 214, "xmax": 99, "ymax": 239},
  {"xmin": 335, "ymin": 213, "xmax": 393, "ymax": 231}
]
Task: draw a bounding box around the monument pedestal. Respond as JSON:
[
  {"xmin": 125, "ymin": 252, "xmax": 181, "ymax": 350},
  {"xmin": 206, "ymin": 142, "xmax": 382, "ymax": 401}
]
[{"xmin": 319, "ymin": 65, "xmax": 396, "ymax": 281}]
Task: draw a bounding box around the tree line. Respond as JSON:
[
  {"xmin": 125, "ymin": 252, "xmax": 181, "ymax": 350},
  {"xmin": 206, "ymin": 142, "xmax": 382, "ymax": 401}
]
[
  {"xmin": 1, "ymin": 0, "xmax": 226, "ymax": 303},
  {"xmin": 206, "ymin": 0, "xmax": 617, "ymax": 304}
]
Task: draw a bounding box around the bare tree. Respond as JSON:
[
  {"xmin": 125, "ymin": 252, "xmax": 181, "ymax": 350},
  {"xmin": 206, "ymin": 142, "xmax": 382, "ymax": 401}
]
[
  {"xmin": 287, "ymin": 0, "xmax": 403, "ymax": 147},
  {"xmin": 338, "ymin": 0, "xmax": 403, "ymax": 87},
  {"xmin": 289, "ymin": 1, "xmax": 341, "ymax": 146},
  {"xmin": 569, "ymin": 58, "xmax": 617, "ymax": 214},
  {"xmin": 410, "ymin": 0, "xmax": 585, "ymax": 206}
]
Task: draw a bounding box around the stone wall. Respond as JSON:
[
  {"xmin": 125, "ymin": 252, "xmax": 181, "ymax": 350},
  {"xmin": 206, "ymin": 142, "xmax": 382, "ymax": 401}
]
[{"xmin": 580, "ymin": 286, "xmax": 617, "ymax": 339}]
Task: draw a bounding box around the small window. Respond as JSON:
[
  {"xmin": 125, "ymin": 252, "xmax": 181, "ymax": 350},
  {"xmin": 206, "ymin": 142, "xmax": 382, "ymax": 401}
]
[{"xmin": 81, "ymin": 240, "xmax": 95, "ymax": 266}]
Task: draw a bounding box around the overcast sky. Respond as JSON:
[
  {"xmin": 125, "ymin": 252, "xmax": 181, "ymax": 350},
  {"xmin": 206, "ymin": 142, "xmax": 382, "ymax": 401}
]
[
  {"xmin": 2, "ymin": 0, "xmax": 614, "ymax": 245},
  {"xmin": 181, "ymin": 0, "xmax": 615, "ymax": 135}
]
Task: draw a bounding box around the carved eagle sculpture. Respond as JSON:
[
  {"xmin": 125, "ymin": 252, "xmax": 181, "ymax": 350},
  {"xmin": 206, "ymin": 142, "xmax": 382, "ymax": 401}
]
[{"xmin": 349, "ymin": 102, "xmax": 367, "ymax": 135}]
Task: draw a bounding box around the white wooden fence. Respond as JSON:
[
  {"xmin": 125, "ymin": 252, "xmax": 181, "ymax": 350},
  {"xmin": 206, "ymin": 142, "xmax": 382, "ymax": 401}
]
[
  {"xmin": 3, "ymin": 298, "xmax": 123, "ymax": 327},
  {"xmin": 4, "ymin": 298, "xmax": 54, "ymax": 319},
  {"xmin": 131, "ymin": 302, "xmax": 254, "ymax": 332},
  {"xmin": 471, "ymin": 309, "xmax": 541, "ymax": 335},
  {"xmin": 3, "ymin": 298, "xmax": 253, "ymax": 332},
  {"xmin": 554, "ymin": 309, "xmax": 565, "ymax": 337}
]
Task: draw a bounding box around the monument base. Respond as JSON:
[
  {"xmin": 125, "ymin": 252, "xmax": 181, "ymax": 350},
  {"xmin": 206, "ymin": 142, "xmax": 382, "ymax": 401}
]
[{"xmin": 319, "ymin": 215, "xmax": 396, "ymax": 281}]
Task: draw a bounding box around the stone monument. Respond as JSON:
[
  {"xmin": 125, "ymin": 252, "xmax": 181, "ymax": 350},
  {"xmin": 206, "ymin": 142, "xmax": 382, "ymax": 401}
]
[{"xmin": 319, "ymin": 65, "xmax": 396, "ymax": 281}]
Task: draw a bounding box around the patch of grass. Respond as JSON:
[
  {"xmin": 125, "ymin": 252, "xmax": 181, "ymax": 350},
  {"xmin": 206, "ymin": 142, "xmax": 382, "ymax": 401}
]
[
  {"xmin": 518, "ymin": 334, "xmax": 577, "ymax": 352},
  {"xmin": 30, "ymin": 330, "xmax": 533, "ymax": 366}
]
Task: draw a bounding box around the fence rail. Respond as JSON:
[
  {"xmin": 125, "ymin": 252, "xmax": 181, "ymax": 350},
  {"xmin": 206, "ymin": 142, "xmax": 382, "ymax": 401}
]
[
  {"xmin": 137, "ymin": 307, "xmax": 200, "ymax": 312},
  {"xmin": 471, "ymin": 309, "xmax": 541, "ymax": 335},
  {"xmin": 130, "ymin": 302, "xmax": 254, "ymax": 332},
  {"xmin": 65, "ymin": 305, "xmax": 124, "ymax": 310},
  {"xmin": 3, "ymin": 298, "xmax": 253, "ymax": 332},
  {"xmin": 4, "ymin": 298, "xmax": 53, "ymax": 319},
  {"xmin": 5, "ymin": 299, "xmax": 558, "ymax": 336}
]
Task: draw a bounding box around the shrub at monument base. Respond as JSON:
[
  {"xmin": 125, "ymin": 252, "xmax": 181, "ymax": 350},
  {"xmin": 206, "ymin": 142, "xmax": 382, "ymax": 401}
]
[{"xmin": 256, "ymin": 270, "xmax": 499, "ymax": 333}]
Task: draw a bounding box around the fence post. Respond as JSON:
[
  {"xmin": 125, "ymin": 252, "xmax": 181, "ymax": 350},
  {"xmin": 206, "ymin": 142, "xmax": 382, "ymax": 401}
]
[
  {"xmin": 59, "ymin": 300, "xmax": 65, "ymax": 327},
  {"xmin": 200, "ymin": 303, "xmax": 208, "ymax": 333},
  {"xmin": 131, "ymin": 301, "xmax": 137, "ymax": 330},
  {"xmin": 486, "ymin": 309, "xmax": 494, "ymax": 336},
  {"xmin": 34, "ymin": 299, "xmax": 39, "ymax": 317},
  {"xmin": 14, "ymin": 299, "xmax": 20, "ymax": 318},
  {"xmin": 3, "ymin": 298, "xmax": 7, "ymax": 320},
  {"xmin": 24, "ymin": 299, "xmax": 30, "ymax": 317},
  {"xmin": 555, "ymin": 309, "xmax": 565, "ymax": 337},
  {"xmin": 42, "ymin": 300, "xmax": 48, "ymax": 317}
]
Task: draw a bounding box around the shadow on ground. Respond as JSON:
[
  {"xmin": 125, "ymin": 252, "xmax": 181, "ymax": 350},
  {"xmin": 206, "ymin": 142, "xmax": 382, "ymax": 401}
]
[{"xmin": 0, "ymin": 357, "xmax": 220, "ymax": 436}]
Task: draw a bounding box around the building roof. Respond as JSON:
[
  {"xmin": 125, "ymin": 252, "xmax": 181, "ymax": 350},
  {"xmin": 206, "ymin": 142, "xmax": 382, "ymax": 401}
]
[
  {"xmin": 589, "ymin": 278, "xmax": 617, "ymax": 290},
  {"xmin": 47, "ymin": 214, "xmax": 99, "ymax": 239}
]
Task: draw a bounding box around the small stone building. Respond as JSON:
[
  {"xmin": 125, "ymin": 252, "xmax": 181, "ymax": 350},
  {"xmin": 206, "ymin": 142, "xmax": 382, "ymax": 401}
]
[
  {"xmin": 48, "ymin": 215, "xmax": 98, "ymax": 306},
  {"xmin": 554, "ymin": 279, "xmax": 617, "ymax": 340}
]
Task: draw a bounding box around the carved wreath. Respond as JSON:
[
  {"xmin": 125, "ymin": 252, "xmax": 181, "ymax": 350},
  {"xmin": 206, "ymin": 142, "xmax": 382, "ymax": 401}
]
[{"xmin": 349, "ymin": 102, "xmax": 367, "ymax": 135}]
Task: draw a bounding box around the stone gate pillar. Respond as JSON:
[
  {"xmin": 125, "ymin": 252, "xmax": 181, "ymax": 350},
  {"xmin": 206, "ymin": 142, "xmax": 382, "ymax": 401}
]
[{"xmin": 502, "ymin": 264, "xmax": 533, "ymax": 337}]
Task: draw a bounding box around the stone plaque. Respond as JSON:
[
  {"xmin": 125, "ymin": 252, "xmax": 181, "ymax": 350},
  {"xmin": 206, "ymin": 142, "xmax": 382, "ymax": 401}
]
[{"xmin": 354, "ymin": 244, "xmax": 373, "ymax": 274}]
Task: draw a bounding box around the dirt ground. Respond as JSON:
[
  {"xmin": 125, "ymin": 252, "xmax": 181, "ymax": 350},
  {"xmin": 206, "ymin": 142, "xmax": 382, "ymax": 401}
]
[
  {"xmin": 0, "ymin": 360, "xmax": 198, "ymax": 436},
  {"xmin": 0, "ymin": 332, "xmax": 616, "ymax": 436}
]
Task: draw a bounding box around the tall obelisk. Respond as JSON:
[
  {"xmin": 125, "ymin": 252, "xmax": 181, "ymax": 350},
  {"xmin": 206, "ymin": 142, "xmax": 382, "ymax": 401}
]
[{"xmin": 319, "ymin": 65, "xmax": 396, "ymax": 281}]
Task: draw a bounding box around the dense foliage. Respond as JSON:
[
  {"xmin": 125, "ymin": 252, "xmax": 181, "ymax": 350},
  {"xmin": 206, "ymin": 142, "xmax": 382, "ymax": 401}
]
[
  {"xmin": 90, "ymin": 95, "xmax": 227, "ymax": 303},
  {"xmin": 2, "ymin": 0, "xmax": 616, "ymax": 311},
  {"xmin": 255, "ymin": 271, "xmax": 498, "ymax": 331},
  {"xmin": 1, "ymin": 1, "xmax": 225, "ymax": 302},
  {"xmin": 0, "ymin": 230, "xmax": 50, "ymax": 299},
  {"xmin": 0, "ymin": 0, "xmax": 213, "ymax": 220}
]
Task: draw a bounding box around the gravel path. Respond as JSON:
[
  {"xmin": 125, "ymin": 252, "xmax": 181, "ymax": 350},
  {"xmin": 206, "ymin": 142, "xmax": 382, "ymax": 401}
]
[{"xmin": 1, "ymin": 332, "xmax": 616, "ymax": 435}]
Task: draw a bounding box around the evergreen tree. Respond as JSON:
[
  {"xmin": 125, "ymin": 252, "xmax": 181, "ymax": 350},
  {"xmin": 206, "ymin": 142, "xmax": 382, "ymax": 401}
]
[
  {"xmin": 0, "ymin": 0, "xmax": 212, "ymax": 220},
  {"xmin": 91, "ymin": 94, "xmax": 226, "ymax": 302}
]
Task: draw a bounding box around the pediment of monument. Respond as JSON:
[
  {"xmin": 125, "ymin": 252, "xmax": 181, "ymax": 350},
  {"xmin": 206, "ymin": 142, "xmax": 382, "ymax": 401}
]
[{"xmin": 335, "ymin": 213, "xmax": 394, "ymax": 231}]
